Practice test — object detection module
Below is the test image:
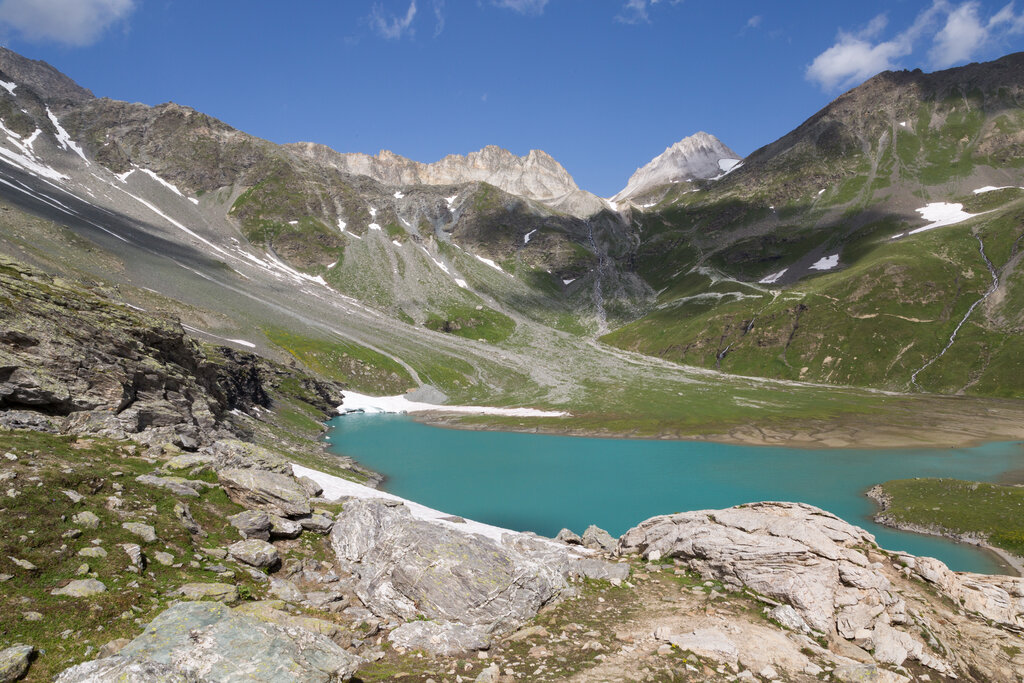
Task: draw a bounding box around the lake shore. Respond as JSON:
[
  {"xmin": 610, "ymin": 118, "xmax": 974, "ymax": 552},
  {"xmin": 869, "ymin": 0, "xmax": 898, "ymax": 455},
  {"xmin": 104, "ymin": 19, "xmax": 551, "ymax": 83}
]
[
  {"xmin": 410, "ymin": 411, "xmax": 1024, "ymax": 450},
  {"xmin": 865, "ymin": 484, "xmax": 1024, "ymax": 577}
]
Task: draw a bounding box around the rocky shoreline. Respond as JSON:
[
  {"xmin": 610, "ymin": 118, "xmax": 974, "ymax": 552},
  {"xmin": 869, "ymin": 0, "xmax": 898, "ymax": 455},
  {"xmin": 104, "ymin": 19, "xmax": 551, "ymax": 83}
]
[{"xmin": 866, "ymin": 484, "xmax": 1024, "ymax": 577}]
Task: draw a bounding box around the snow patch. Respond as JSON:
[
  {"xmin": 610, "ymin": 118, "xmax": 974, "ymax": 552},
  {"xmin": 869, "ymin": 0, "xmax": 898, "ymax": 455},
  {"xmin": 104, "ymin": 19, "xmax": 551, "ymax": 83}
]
[
  {"xmin": 809, "ymin": 254, "xmax": 839, "ymax": 271},
  {"xmin": 337, "ymin": 219, "xmax": 347, "ymax": 232},
  {"xmin": 139, "ymin": 168, "xmax": 184, "ymax": 196},
  {"xmin": 288, "ymin": 220, "xmax": 299, "ymax": 225},
  {"xmin": 188, "ymin": 197, "xmax": 199, "ymax": 205},
  {"xmin": 445, "ymin": 195, "xmax": 457, "ymax": 210},
  {"xmin": 817, "ymin": 188, "xmax": 825, "ymax": 196},
  {"xmin": 759, "ymin": 268, "xmax": 787, "ymax": 284},
  {"xmin": 454, "ymin": 278, "xmax": 468, "ymax": 288},
  {"xmin": 718, "ymin": 158, "xmax": 741, "ymax": 172},
  {"xmin": 392, "ymin": 239, "xmax": 401, "ymax": 247},
  {"xmin": 973, "ymin": 185, "xmax": 1023, "ymax": 194},
  {"xmin": 368, "ymin": 223, "xmax": 382, "ymax": 231},
  {"xmin": 562, "ymin": 278, "xmax": 576, "ymax": 285},
  {"xmin": 430, "ymin": 257, "xmax": 450, "ymax": 275},
  {"xmin": 899, "ymin": 121, "xmax": 908, "ymax": 127},
  {"xmin": 369, "ymin": 207, "xmax": 377, "ymax": 217},
  {"xmin": 181, "ymin": 324, "xmax": 256, "ymax": 348},
  {"xmin": 474, "ymin": 254, "xmax": 504, "ymax": 272},
  {"xmin": 524, "ymin": 229, "xmax": 537, "ymax": 244},
  {"xmin": 393, "ymin": 191, "xmax": 404, "ymax": 199},
  {"xmin": 0, "ymin": 80, "xmax": 16, "ymax": 95},
  {"xmin": 115, "ymin": 169, "xmax": 135, "ymax": 183},
  {"xmin": 906, "ymin": 202, "xmax": 977, "ymax": 236},
  {"xmin": 337, "ymin": 391, "xmax": 567, "ymax": 418},
  {"xmin": 46, "ymin": 108, "xmax": 88, "ymax": 162}
]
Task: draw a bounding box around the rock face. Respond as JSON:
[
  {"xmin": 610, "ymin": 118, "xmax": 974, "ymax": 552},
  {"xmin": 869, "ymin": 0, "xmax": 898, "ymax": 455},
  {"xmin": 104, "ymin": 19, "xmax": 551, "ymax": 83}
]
[
  {"xmin": 619, "ymin": 501, "xmax": 1024, "ymax": 676},
  {"xmin": 329, "ymin": 498, "xmax": 607, "ymax": 634},
  {"xmin": 291, "ymin": 143, "xmax": 580, "ymax": 205},
  {"xmin": 612, "ymin": 131, "xmax": 739, "ymax": 202},
  {"xmin": 218, "ymin": 469, "xmax": 311, "ymax": 517},
  {"xmin": 54, "ymin": 601, "xmax": 363, "ymax": 682}
]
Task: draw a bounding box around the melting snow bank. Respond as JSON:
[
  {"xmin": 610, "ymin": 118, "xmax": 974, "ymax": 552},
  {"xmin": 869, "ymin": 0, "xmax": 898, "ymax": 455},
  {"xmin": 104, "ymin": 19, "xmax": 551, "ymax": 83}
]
[
  {"xmin": 810, "ymin": 254, "xmax": 839, "ymax": 271},
  {"xmin": 974, "ymin": 185, "xmax": 1024, "ymax": 194},
  {"xmin": 759, "ymin": 268, "xmax": 787, "ymax": 284},
  {"xmin": 291, "ymin": 463, "xmax": 543, "ymax": 544},
  {"xmin": 893, "ymin": 202, "xmax": 978, "ymax": 239},
  {"xmin": 338, "ymin": 390, "xmax": 567, "ymax": 418}
]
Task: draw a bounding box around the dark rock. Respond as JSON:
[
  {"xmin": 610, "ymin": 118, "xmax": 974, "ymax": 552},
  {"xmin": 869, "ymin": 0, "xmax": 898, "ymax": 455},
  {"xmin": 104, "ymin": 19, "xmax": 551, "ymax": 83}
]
[{"xmin": 227, "ymin": 510, "xmax": 272, "ymax": 541}]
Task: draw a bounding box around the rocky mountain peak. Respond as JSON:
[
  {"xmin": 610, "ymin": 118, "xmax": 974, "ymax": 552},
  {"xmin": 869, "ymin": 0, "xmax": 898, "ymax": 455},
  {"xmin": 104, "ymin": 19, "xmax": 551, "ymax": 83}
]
[
  {"xmin": 287, "ymin": 142, "xmax": 581, "ymax": 205},
  {"xmin": 0, "ymin": 47, "xmax": 94, "ymax": 104},
  {"xmin": 613, "ymin": 131, "xmax": 740, "ymax": 201}
]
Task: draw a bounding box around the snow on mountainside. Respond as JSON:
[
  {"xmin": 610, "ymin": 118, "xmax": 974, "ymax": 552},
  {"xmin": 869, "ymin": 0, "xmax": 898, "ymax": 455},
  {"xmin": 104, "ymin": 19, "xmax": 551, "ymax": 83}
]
[{"xmin": 612, "ymin": 132, "xmax": 739, "ymax": 202}]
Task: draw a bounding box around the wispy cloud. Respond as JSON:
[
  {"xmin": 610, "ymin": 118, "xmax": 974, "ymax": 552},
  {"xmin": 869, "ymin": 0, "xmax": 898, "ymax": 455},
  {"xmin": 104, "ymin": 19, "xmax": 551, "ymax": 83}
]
[
  {"xmin": 615, "ymin": 0, "xmax": 683, "ymax": 25},
  {"xmin": 0, "ymin": 0, "xmax": 135, "ymax": 47},
  {"xmin": 432, "ymin": 0, "xmax": 445, "ymax": 37},
  {"xmin": 807, "ymin": 1, "xmax": 1024, "ymax": 91},
  {"xmin": 746, "ymin": 15, "xmax": 763, "ymax": 30},
  {"xmin": 492, "ymin": 0, "xmax": 549, "ymax": 15},
  {"xmin": 371, "ymin": 0, "xmax": 418, "ymax": 40}
]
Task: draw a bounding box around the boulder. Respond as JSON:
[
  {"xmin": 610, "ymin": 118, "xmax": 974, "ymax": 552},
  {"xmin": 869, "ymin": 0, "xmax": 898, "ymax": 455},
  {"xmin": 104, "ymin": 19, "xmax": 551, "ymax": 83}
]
[
  {"xmin": 122, "ymin": 522, "xmax": 157, "ymax": 543},
  {"xmin": 296, "ymin": 476, "xmax": 323, "ymax": 498},
  {"xmin": 161, "ymin": 453, "xmax": 215, "ymax": 472},
  {"xmin": 208, "ymin": 440, "xmax": 293, "ymax": 474},
  {"xmin": 297, "ymin": 514, "xmax": 333, "ymax": 534},
  {"xmin": 77, "ymin": 547, "xmax": 107, "ymax": 559},
  {"xmin": 666, "ymin": 628, "xmax": 739, "ymax": 665},
  {"xmin": 0, "ymin": 644, "xmax": 33, "ymax": 683},
  {"xmin": 555, "ymin": 528, "xmax": 582, "ymax": 545},
  {"xmin": 218, "ymin": 469, "xmax": 310, "ymax": 517},
  {"xmin": 71, "ymin": 511, "xmax": 100, "ymax": 529},
  {"xmin": 387, "ymin": 621, "xmax": 491, "ymax": 655},
  {"xmin": 120, "ymin": 543, "xmax": 146, "ymax": 570},
  {"xmin": 228, "ymin": 539, "xmax": 280, "ymax": 570},
  {"xmin": 54, "ymin": 601, "xmax": 363, "ymax": 682},
  {"xmin": 268, "ymin": 515, "xmax": 303, "ymax": 539},
  {"xmin": 581, "ymin": 525, "xmax": 615, "ymax": 552},
  {"xmin": 135, "ymin": 475, "xmax": 201, "ymax": 498},
  {"xmin": 173, "ymin": 583, "xmax": 238, "ymax": 603},
  {"xmin": 172, "ymin": 502, "xmax": 202, "ymax": 535},
  {"xmin": 329, "ymin": 498, "xmax": 576, "ymax": 633},
  {"xmin": 227, "ymin": 510, "xmax": 272, "ymax": 541},
  {"xmin": 52, "ymin": 579, "xmax": 107, "ymax": 597},
  {"xmin": 573, "ymin": 558, "xmax": 629, "ymax": 582}
]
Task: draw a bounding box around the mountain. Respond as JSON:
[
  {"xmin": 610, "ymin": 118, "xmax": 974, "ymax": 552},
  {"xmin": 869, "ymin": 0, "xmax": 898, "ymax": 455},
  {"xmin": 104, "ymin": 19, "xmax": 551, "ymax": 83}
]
[
  {"xmin": 288, "ymin": 143, "xmax": 610, "ymax": 215},
  {"xmin": 611, "ymin": 131, "xmax": 740, "ymax": 202}
]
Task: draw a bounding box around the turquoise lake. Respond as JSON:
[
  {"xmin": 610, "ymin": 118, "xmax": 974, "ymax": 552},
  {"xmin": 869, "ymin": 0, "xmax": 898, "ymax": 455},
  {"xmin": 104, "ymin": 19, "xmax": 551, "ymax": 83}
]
[{"xmin": 324, "ymin": 414, "xmax": 1024, "ymax": 575}]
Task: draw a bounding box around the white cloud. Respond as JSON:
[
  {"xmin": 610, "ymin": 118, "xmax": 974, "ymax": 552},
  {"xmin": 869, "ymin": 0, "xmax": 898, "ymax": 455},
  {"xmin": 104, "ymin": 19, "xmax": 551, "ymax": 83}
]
[
  {"xmin": 371, "ymin": 0, "xmax": 417, "ymax": 40},
  {"xmin": 493, "ymin": 0, "xmax": 549, "ymax": 15},
  {"xmin": 432, "ymin": 0, "xmax": 445, "ymax": 37},
  {"xmin": 808, "ymin": 1, "xmax": 1024, "ymax": 91},
  {"xmin": 0, "ymin": 0, "xmax": 135, "ymax": 46},
  {"xmin": 615, "ymin": 0, "xmax": 683, "ymax": 25},
  {"xmin": 746, "ymin": 15, "xmax": 763, "ymax": 30}
]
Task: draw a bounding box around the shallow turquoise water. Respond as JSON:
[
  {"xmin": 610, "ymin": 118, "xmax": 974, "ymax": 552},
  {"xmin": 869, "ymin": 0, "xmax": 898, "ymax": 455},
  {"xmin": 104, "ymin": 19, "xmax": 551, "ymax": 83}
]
[{"xmin": 324, "ymin": 415, "xmax": 1024, "ymax": 574}]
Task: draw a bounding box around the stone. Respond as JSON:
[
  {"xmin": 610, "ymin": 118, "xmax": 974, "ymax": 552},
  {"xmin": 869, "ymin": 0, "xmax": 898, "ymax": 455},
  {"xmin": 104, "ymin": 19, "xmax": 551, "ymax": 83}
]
[
  {"xmin": 173, "ymin": 583, "xmax": 239, "ymax": 603},
  {"xmin": 78, "ymin": 547, "xmax": 107, "ymax": 559},
  {"xmin": 268, "ymin": 577, "xmax": 305, "ymax": 603},
  {"xmin": 22, "ymin": 612, "xmax": 42, "ymax": 621},
  {"xmin": 54, "ymin": 601, "xmax": 363, "ymax": 682},
  {"xmin": 153, "ymin": 551, "xmax": 174, "ymax": 566},
  {"xmin": 227, "ymin": 510, "xmax": 272, "ymax": 541},
  {"xmin": 0, "ymin": 644, "xmax": 33, "ymax": 683},
  {"xmin": 52, "ymin": 579, "xmax": 107, "ymax": 597},
  {"xmin": 268, "ymin": 514, "xmax": 303, "ymax": 539},
  {"xmin": 388, "ymin": 621, "xmax": 492, "ymax": 655},
  {"xmin": 296, "ymin": 476, "xmax": 323, "ymax": 498},
  {"xmin": 161, "ymin": 453, "xmax": 214, "ymax": 472},
  {"xmin": 507, "ymin": 625, "xmax": 549, "ymax": 641},
  {"xmin": 62, "ymin": 489, "xmax": 84, "ymax": 503},
  {"xmin": 329, "ymin": 498, "xmax": 576, "ymax": 633},
  {"xmin": 574, "ymin": 558, "xmax": 630, "ymax": 582},
  {"xmin": 581, "ymin": 525, "xmax": 616, "ymax": 552},
  {"xmin": 72, "ymin": 511, "xmax": 100, "ymax": 529},
  {"xmin": 122, "ymin": 522, "xmax": 157, "ymax": 543},
  {"xmin": 218, "ymin": 469, "xmax": 311, "ymax": 517},
  {"xmin": 209, "ymin": 440, "xmax": 293, "ymax": 474},
  {"xmin": 233, "ymin": 601, "xmax": 342, "ymax": 638},
  {"xmin": 474, "ymin": 663, "xmax": 501, "ymax": 682},
  {"xmin": 172, "ymin": 502, "xmax": 202, "ymax": 535},
  {"xmin": 297, "ymin": 514, "xmax": 333, "ymax": 534},
  {"xmin": 768, "ymin": 604, "xmax": 811, "ymax": 633},
  {"xmin": 7, "ymin": 556, "xmax": 36, "ymax": 570},
  {"xmin": 135, "ymin": 474, "xmax": 203, "ymax": 498},
  {"xmin": 555, "ymin": 528, "xmax": 582, "ymax": 545},
  {"xmin": 666, "ymin": 628, "xmax": 739, "ymax": 665},
  {"xmin": 120, "ymin": 543, "xmax": 145, "ymax": 569},
  {"xmin": 228, "ymin": 539, "xmax": 280, "ymax": 569}
]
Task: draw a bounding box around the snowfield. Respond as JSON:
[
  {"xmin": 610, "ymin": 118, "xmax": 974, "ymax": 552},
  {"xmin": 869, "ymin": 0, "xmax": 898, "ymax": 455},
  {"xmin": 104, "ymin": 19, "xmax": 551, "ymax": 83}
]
[
  {"xmin": 759, "ymin": 268, "xmax": 787, "ymax": 284},
  {"xmin": 810, "ymin": 254, "xmax": 839, "ymax": 271},
  {"xmin": 337, "ymin": 390, "xmax": 567, "ymax": 418}
]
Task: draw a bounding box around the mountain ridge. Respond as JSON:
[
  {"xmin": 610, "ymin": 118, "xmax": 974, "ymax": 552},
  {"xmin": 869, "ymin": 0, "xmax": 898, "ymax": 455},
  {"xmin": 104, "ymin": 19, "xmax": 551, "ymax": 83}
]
[{"xmin": 612, "ymin": 131, "xmax": 740, "ymax": 202}]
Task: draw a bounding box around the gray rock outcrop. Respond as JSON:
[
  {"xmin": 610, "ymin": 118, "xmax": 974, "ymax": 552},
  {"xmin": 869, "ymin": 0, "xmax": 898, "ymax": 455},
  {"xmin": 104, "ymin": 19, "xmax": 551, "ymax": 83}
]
[
  {"xmin": 388, "ymin": 621, "xmax": 491, "ymax": 655},
  {"xmin": 329, "ymin": 498, "xmax": 611, "ymax": 634},
  {"xmin": 218, "ymin": 468, "xmax": 310, "ymax": 517},
  {"xmin": 0, "ymin": 644, "xmax": 34, "ymax": 683},
  {"xmin": 54, "ymin": 601, "xmax": 363, "ymax": 682},
  {"xmin": 228, "ymin": 539, "xmax": 280, "ymax": 570}
]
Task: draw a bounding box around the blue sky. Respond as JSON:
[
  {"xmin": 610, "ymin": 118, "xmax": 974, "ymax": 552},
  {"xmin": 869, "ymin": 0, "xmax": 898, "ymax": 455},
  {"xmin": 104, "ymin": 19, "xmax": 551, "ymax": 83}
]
[{"xmin": 2, "ymin": 0, "xmax": 1023, "ymax": 197}]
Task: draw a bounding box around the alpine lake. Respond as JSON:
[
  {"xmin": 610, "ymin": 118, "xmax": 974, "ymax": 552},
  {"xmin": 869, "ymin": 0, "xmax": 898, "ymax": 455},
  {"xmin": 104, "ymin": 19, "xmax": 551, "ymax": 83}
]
[{"xmin": 325, "ymin": 413, "xmax": 1024, "ymax": 575}]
